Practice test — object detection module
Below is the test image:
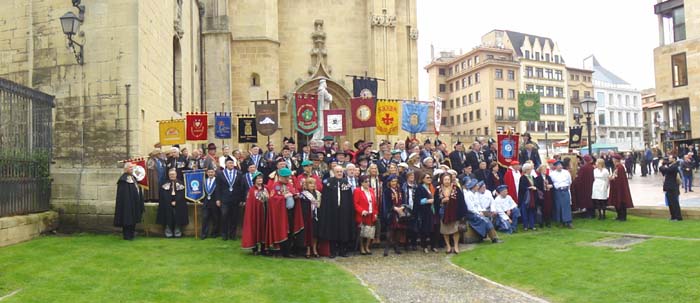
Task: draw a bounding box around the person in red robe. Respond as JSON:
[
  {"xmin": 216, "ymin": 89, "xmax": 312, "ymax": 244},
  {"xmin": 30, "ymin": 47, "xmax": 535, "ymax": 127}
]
[
  {"xmin": 503, "ymin": 161, "xmax": 521, "ymax": 205},
  {"xmin": 299, "ymin": 176, "xmax": 322, "ymax": 258},
  {"xmin": 295, "ymin": 160, "xmax": 323, "ymax": 193},
  {"xmin": 608, "ymin": 154, "xmax": 634, "ymax": 221},
  {"xmin": 353, "ymin": 175, "xmax": 378, "ymax": 255},
  {"xmin": 266, "ymin": 168, "xmax": 301, "ymax": 256},
  {"xmin": 573, "ymin": 155, "xmax": 595, "ymax": 218},
  {"xmin": 241, "ymin": 172, "xmax": 268, "ymax": 254}
]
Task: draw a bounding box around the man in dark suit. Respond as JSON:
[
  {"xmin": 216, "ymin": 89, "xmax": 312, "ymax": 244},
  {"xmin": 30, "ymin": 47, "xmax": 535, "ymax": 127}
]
[
  {"xmin": 519, "ymin": 143, "xmax": 541, "ymax": 168},
  {"xmin": 449, "ymin": 141, "xmax": 467, "ymax": 172},
  {"xmin": 217, "ymin": 158, "xmax": 244, "ymax": 240},
  {"xmin": 377, "ymin": 150, "xmax": 393, "ymax": 175},
  {"xmin": 201, "ymin": 166, "xmax": 220, "ymax": 239},
  {"xmin": 242, "ymin": 145, "xmax": 265, "ymax": 180},
  {"xmin": 474, "ymin": 161, "xmax": 490, "ymax": 182},
  {"xmin": 465, "ymin": 142, "xmax": 483, "ymax": 172}
]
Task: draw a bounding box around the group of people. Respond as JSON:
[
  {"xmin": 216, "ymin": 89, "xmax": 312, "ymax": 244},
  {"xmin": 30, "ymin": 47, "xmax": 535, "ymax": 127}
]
[{"xmin": 113, "ymin": 132, "xmax": 692, "ymax": 257}]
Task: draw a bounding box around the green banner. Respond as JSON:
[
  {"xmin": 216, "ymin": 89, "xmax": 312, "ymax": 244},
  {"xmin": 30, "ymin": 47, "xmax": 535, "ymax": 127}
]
[{"xmin": 518, "ymin": 92, "xmax": 540, "ymax": 121}]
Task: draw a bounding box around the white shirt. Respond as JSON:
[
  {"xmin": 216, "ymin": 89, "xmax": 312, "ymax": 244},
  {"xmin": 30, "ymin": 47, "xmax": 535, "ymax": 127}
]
[
  {"xmin": 549, "ymin": 169, "xmax": 572, "ymax": 189},
  {"xmin": 463, "ymin": 189, "xmax": 483, "ymax": 213},
  {"xmin": 591, "ymin": 168, "xmax": 610, "ymax": 200},
  {"xmin": 493, "ymin": 195, "xmax": 518, "ymax": 221},
  {"xmin": 362, "ymin": 189, "xmax": 373, "ymax": 213},
  {"xmin": 478, "ymin": 191, "xmax": 494, "ymax": 210},
  {"xmin": 509, "ymin": 168, "xmax": 521, "ymax": 195}
]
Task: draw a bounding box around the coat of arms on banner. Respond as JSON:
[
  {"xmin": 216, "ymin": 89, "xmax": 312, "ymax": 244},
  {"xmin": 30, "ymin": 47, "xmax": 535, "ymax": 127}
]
[{"xmin": 255, "ymin": 101, "xmax": 279, "ymax": 136}]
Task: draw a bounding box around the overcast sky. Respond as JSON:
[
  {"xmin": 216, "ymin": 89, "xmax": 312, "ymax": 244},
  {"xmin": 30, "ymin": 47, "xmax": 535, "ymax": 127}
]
[{"xmin": 416, "ymin": 0, "xmax": 659, "ymax": 99}]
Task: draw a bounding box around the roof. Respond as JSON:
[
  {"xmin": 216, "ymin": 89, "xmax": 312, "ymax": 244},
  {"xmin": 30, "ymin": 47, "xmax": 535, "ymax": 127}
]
[
  {"xmin": 642, "ymin": 102, "xmax": 663, "ymax": 109},
  {"xmin": 503, "ymin": 30, "xmax": 563, "ymax": 62},
  {"xmin": 583, "ymin": 55, "xmax": 630, "ymax": 85}
]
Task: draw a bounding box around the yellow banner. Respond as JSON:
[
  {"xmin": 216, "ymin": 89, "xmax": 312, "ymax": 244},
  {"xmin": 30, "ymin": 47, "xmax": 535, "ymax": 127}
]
[
  {"xmin": 158, "ymin": 119, "xmax": 186, "ymax": 146},
  {"xmin": 375, "ymin": 100, "xmax": 400, "ymax": 135}
]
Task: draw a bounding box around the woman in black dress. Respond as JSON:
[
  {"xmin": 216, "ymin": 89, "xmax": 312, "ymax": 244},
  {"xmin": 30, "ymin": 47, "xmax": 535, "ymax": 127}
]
[{"xmin": 414, "ymin": 172, "xmax": 436, "ymax": 253}]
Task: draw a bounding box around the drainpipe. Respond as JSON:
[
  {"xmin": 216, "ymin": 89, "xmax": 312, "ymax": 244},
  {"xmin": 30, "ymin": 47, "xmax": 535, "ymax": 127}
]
[{"xmin": 125, "ymin": 84, "xmax": 131, "ymax": 158}]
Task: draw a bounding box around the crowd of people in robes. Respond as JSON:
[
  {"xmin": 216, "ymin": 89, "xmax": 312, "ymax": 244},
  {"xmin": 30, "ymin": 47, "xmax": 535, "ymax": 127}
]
[{"xmin": 115, "ymin": 133, "xmax": 692, "ymax": 256}]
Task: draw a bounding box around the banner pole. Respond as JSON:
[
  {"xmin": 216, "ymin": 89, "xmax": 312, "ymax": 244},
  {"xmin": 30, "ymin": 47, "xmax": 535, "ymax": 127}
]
[{"xmin": 194, "ymin": 200, "xmax": 198, "ymax": 240}]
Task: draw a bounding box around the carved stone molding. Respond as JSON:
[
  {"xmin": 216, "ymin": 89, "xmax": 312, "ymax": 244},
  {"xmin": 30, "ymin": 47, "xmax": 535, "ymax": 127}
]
[
  {"xmin": 174, "ymin": 0, "xmax": 184, "ymax": 38},
  {"xmin": 409, "ymin": 28, "xmax": 419, "ymax": 40},
  {"xmin": 371, "ymin": 9, "xmax": 396, "ymax": 28},
  {"xmin": 309, "ymin": 19, "xmax": 332, "ymax": 76}
]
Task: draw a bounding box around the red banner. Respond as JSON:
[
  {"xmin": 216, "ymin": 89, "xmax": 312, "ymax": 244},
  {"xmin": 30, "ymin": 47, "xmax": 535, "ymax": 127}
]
[
  {"xmin": 323, "ymin": 109, "xmax": 346, "ymax": 136},
  {"xmin": 128, "ymin": 158, "xmax": 148, "ymax": 189},
  {"xmin": 294, "ymin": 93, "xmax": 319, "ymax": 136},
  {"xmin": 497, "ymin": 133, "xmax": 520, "ymax": 167},
  {"xmin": 350, "ymin": 97, "xmax": 375, "ymax": 128},
  {"xmin": 186, "ymin": 112, "xmax": 208, "ymax": 142}
]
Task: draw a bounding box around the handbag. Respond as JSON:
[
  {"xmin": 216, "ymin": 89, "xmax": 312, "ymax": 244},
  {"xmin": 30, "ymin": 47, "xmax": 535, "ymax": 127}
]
[
  {"xmin": 397, "ymin": 205, "xmax": 413, "ymax": 223},
  {"xmin": 360, "ymin": 224, "xmax": 376, "ymax": 238},
  {"xmin": 458, "ymin": 219, "xmax": 468, "ymax": 233}
]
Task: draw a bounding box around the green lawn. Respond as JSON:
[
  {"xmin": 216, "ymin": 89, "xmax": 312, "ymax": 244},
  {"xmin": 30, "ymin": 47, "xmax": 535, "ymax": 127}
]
[
  {"xmin": 0, "ymin": 235, "xmax": 376, "ymax": 303},
  {"xmin": 452, "ymin": 215, "xmax": 700, "ymax": 303}
]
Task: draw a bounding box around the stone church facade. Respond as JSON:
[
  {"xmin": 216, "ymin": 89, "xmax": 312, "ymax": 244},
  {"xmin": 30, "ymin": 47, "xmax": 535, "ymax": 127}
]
[{"xmin": 0, "ymin": 0, "xmax": 417, "ymax": 231}]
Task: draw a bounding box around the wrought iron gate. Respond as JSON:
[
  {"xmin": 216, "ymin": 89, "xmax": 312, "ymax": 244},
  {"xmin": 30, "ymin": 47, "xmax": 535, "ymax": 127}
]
[{"xmin": 0, "ymin": 78, "xmax": 54, "ymax": 217}]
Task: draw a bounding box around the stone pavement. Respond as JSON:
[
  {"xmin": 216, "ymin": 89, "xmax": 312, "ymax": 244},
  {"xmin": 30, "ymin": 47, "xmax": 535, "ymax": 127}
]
[
  {"xmin": 330, "ymin": 244, "xmax": 547, "ymax": 303},
  {"xmin": 625, "ymin": 167, "xmax": 700, "ymax": 207}
]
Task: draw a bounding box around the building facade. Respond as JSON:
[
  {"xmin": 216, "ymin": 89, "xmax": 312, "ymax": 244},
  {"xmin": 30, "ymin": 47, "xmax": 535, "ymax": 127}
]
[
  {"xmin": 641, "ymin": 89, "xmax": 665, "ymax": 148},
  {"xmin": 583, "ymin": 55, "xmax": 644, "ymax": 151},
  {"xmin": 482, "ymin": 30, "xmax": 570, "ymax": 147},
  {"xmin": 653, "ymin": 0, "xmax": 699, "ymax": 150},
  {"xmin": 425, "ymin": 47, "xmax": 520, "ymax": 143},
  {"xmin": 565, "ymin": 67, "xmax": 595, "ymax": 147},
  {"xmin": 0, "ymin": 0, "xmax": 418, "ymax": 231}
]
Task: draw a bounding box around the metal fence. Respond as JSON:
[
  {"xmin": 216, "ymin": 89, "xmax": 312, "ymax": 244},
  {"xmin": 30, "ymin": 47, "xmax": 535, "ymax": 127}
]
[{"xmin": 0, "ymin": 77, "xmax": 54, "ymax": 217}]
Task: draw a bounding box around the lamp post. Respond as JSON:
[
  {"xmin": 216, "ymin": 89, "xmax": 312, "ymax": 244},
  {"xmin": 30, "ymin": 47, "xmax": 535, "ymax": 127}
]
[
  {"xmin": 581, "ymin": 97, "xmax": 597, "ymax": 156},
  {"xmin": 59, "ymin": 1, "xmax": 85, "ymax": 65}
]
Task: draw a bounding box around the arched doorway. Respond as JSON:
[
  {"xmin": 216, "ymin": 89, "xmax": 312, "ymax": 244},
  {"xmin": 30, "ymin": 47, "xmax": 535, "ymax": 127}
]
[{"xmin": 294, "ymin": 78, "xmax": 362, "ymax": 148}]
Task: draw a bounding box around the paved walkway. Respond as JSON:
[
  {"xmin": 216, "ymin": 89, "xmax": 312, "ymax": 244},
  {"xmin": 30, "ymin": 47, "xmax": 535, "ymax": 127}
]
[
  {"xmin": 625, "ymin": 168, "xmax": 700, "ymax": 207},
  {"xmin": 330, "ymin": 244, "xmax": 547, "ymax": 303}
]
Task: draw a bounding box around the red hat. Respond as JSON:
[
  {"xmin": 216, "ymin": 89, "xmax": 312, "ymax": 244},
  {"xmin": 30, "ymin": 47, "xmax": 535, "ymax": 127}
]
[
  {"xmin": 510, "ymin": 161, "xmax": 520, "ymax": 165},
  {"xmin": 547, "ymin": 159, "xmax": 557, "ymax": 164}
]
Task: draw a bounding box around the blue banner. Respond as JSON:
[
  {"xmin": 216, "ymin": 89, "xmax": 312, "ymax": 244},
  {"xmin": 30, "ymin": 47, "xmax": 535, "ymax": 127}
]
[
  {"xmin": 215, "ymin": 113, "xmax": 232, "ymax": 139},
  {"xmin": 401, "ymin": 102, "xmax": 428, "ymax": 134},
  {"xmin": 184, "ymin": 169, "xmax": 205, "ymax": 202}
]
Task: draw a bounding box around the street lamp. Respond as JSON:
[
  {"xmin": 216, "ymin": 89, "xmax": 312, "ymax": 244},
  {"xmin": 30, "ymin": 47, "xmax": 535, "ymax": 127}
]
[
  {"xmin": 59, "ymin": 1, "xmax": 85, "ymax": 64},
  {"xmin": 581, "ymin": 97, "xmax": 597, "ymax": 156}
]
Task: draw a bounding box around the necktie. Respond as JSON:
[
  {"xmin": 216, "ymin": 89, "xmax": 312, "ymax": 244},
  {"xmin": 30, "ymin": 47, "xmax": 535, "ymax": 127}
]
[{"xmin": 248, "ymin": 174, "xmax": 253, "ymax": 187}]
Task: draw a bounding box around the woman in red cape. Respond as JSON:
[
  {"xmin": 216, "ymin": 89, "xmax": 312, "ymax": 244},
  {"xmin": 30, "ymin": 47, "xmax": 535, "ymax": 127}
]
[
  {"xmin": 608, "ymin": 154, "xmax": 634, "ymax": 221},
  {"xmin": 299, "ymin": 177, "xmax": 321, "ymax": 258},
  {"xmin": 353, "ymin": 175, "xmax": 378, "ymax": 255},
  {"xmin": 241, "ymin": 172, "xmax": 268, "ymax": 254},
  {"xmin": 265, "ymin": 169, "xmax": 292, "ymax": 252}
]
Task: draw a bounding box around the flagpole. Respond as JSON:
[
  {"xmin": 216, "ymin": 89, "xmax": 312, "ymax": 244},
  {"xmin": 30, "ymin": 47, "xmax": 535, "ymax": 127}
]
[{"xmin": 194, "ymin": 199, "xmax": 199, "ymax": 240}]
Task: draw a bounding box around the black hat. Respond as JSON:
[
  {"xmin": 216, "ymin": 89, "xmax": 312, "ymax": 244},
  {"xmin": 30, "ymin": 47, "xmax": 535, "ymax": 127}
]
[
  {"xmin": 435, "ymin": 139, "xmax": 443, "ymax": 146},
  {"xmin": 173, "ymin": 144, "xmax": 180, "ymax": 149},
  {"xmin": 335, "ymin": 150, "xmax": 346, "ymax": 156},
  {"xmin": 354, "ymin": 140, "xmax": 366, "ymax": 150},
  {"xmin": 283, "ymin": 136, "xmax": 290, "ymax": 143},
  {"xmin": 454, "ymin": 140, "xmax": 462, "ymax": 146},
  {"xmin": 424, "ymin": 138, "xmax": 431, "ymax": 145},
  {"xmin": 207, "ymin": 143, "xmax": 217, "ymax": 150},
  {"xmin": 522, "ymin": 132, "xmax": 531, "ymax": 138},
  {"xmin": 287, "ymin": 138, "xmax": 295, "ymax": 144}
]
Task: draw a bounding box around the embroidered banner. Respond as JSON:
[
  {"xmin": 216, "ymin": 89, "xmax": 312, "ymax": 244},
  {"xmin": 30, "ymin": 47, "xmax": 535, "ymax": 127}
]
[
  {"xmin": 569, "ymin": 126, "xmax": 583, "ymax": 149},
  {"xmin": 128, "ymin": 158, "xmax": 148, "ymax": 190},
  {"xmin": 353, "ymin": 77, "xmax": 378, "ymax": 99},
  {"xmin": 294, "ymin": 93, "xmax": 320, "ymax": 136},
  {"xmin": 238, "ymin": 116, "xmax": 258, "ymax": 143},
  {"xmin": 186, "ymin": 112, "xmax": 208, "ymax": 142},
  {"xmin": 518, "ymin": 92, "xmax": 541, "ymax": 121},
  {"xmin": 255, "ymin": 101, "xmax": 279, "ymax": 136},
  {"xmin": 214, "ymin": 112, "xmax": 232, "ymax": 139},
  {"xmin": 434, "ymin": 97, "xmax": 442, "ymax": 136},
  {"xmin": 497, "ymin": 133, "xmax": 520, "ymax": 167},
  {"xmin": 184, "ymin": 169, "xmax": 205, "ymax": 203},
  {"xmin": 401, "ymin": 102, "xmax": 428, "ymax": 134},
  {"xmin": 323, "ymin": 109, "xmax": 346, "ymax": 136},
  {"xmin": 350, "ymin": 97, "xmax": 376, "ymax": 128},
  {"xmin": 158, "ymin": 119, "xmax": 186, "ymax": 146},
  {"xmin": 375, "ymin": 99, "xmax": 400, "ymax": 135}
]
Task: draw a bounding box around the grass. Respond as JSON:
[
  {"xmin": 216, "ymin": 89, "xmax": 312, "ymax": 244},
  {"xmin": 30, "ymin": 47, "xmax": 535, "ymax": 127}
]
[
  {"xmin": 0, "ymin": 235, "xmax": 376, "ymax": 303},
  {"xmin": 452, "ymin": 214, "xmax": 700, "ymax": 303}
]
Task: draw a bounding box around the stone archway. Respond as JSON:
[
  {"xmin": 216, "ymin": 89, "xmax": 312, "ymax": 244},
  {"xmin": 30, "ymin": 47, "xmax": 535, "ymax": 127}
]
[{"xmin": 295, "ymin": 78, "xmax": 367, "ymax": 147}]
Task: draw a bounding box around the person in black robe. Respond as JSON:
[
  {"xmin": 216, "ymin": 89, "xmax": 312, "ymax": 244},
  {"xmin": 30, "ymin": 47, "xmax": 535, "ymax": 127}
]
[
  {"xmin": 318, "ymin": 165, "xmax": 355, "ymax": 258},
  {"xmin": 114, "ymin": 162, "xmax": 145, "ymax": 240},
  {"xmin": 157, "ymin": 169, "xmax": 189, "ymax": 238},
  {"xmin": 200, "ymin": 167, "xmax": 220, "ymax": 239}
]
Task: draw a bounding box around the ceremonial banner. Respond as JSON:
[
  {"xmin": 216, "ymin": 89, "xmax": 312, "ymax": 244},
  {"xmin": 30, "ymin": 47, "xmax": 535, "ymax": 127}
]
[
  {"xmin": 350, "ymin": 97, "xmax": 376, "ymax": 128},
  {"xmin": 401, "ymin": 102, "xmax": 428, "ymax": 134},
  {"xmin": 129, "ymin": 158, "xmax": 148, "ymax": 189},
  {"xmin": 497, "ymin": 133, "xmax": 520, "ymax": 167},
  {"xmin": 434, "ymin": 97, "xmax": 442, "ymax": 135},
  {"xmin": 353, "ymin": 77, "xmax": 378, "ymax": 98},
  {"xmin": 238, "ymin": 116, "xmax": 258, "ymax": 143},
  {"xmin": 518, "ymin": 92, "xmax": 541, "ymax": 121},
  {"xmin": 183, "ymin": 169, "xmax": 205, "ymax": 203},
  {"xmin": 569, "ymin": 126, "xmax": 583, "ymax": 149},
  {"xmin": 323, "ymin": 109, "xmax": 346, "ymax": 136},
  {"xmin": 255, "ymin": 101, "xmax": 279, "ymax": 136},
  {"xmin": 376, "ymin": 99, "xmax": 400, "ymax": 135},
  {"xmin": 214, "ymin": 113, "xmax": 232, "ymax": 139},
  {"xmin": 294, "ymin": 93, "xmax": 319, "ymax": 136},
  {"xmin": 186, "ymin": 112, "xmax": 208, "ymax": 142},
  {"xmin": 158, "ymin": 119, "xmax": 186, "ymax": 146}
]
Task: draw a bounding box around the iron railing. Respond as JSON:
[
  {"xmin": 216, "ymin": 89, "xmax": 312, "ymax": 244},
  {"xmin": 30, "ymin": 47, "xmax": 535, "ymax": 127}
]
[{"xmin": 0, "ymin": 78, "xmax": 54, "ymax": 217}]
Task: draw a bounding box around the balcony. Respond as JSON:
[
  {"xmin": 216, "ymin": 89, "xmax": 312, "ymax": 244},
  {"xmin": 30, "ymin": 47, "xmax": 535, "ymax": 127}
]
[{"xmin": 495, "ymin": 115, "xmax": 518, "ymax": 122}]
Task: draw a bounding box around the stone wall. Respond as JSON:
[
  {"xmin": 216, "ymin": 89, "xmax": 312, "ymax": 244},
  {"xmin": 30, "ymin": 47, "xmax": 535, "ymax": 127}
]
[{"xmin": 0, "ymin": 211, "xmax": 59, "ymax": 247}]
